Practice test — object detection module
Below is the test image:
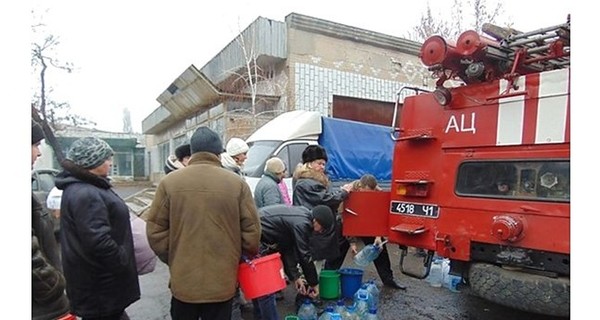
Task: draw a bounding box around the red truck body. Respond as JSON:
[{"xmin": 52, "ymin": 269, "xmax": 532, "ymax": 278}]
[{"xmin": 343, "ymin": 18, "xmax": 570, "ymax": 317}]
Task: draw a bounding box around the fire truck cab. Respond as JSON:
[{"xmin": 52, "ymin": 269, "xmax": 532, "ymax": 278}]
[{"xmin": 343, "ymin": 18, "xmax": 570, "ymax": 317}]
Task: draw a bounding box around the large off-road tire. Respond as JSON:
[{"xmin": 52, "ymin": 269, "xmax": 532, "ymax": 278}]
[{"xmin": 468, "ymin": 262, "xmax": 570, "ymax": 317}]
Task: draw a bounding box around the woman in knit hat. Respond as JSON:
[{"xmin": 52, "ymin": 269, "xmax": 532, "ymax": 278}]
[
  {"xmin": 220, "ymin": 137, "xmax": 249, "ymax": 176},
  {"xmin": 54, "ymin": 137, "xmax": 140, "ymax": 320}
]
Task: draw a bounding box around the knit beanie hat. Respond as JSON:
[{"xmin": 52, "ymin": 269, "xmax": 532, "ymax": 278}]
[
  {"xmin": 190, "ymin": 126, "xmax": 223, "ymax": 155},
  {"xmin": 174, "ymin": 143, "xmax": 191, "ymax": 161},
  {"xmin": 302, "ymin": 145, "xmax": 328, "ymax": 164},
  {"xmin": 312, "ymin": 205, "xmax": 334, "ymax": 230},
  {"xmin": 32, "ymin": 120, "xmax": 44, "ymax": 145},
  {"xmin": 66, "ymin": 137, "xmax": 114, "ymax": 169},
  {"xmin": 226, "ymin": 138, "xmax": 249, "ymax": 157},
  {"xmin": 264, "ymin": 157, "xmax": 285, "ymax": 174}
]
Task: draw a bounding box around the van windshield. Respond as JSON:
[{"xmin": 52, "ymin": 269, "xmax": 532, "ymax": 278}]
[{"xmin": 243, "ymin": 141, "xmax": 281, "ymax": 177}]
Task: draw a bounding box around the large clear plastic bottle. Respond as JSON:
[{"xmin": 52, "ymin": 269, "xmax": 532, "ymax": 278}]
[
  {"xmin": 297, "ymin": 299, "xmax": 318, "ymax": 320},
  {"xmin": 365, "ymin": 307, "xmax": 379, "ymax": 320},
  {"xmin": 353, "ymin": 284, "xmax": 371, "ymax": 318},
  {"xmin": 353, "ymin": 244, "xmax": 383, "ymax": 267},
  {"xmin": 318, "ymin": 305, "xmax": 335, "ymax": 320},
  {"xmin": 329, "ymin": 313, "xmax": 342, "ymax": 320},
  {"xmin": 341, "ymin": 303, "xmax": 360, "ymax": 320},
  {"xmin": 334, "ymin": 299, "xmax": 345, "ymax": 315},
  {"xmin": 364, "ymin": 280, "xmax": 380, "ymax": 309},
  {"xmin": 425, "ymin": 257, "xmax": 443, "ymax": 287}
]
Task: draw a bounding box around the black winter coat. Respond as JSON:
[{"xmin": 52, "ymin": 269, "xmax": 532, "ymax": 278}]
[
  {"xmin": 32, "ymin": 193, "xmax": 70, "ymax": 320},
  {"xmin": 259, "ymin": 205, "xmax": 321, "ymax": 286},
  {"xmin": 292, "ymin": 166, "xmax": 348, "ymax": 261},
  {"xmin": 55, "ymin": 162, "xmax": 140, "ymax": 318}
]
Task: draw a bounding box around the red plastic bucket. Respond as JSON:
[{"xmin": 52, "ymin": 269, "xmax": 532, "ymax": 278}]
[{"xmin": 238, "ymin": 252, "xmax": 287, "ymax": 299}]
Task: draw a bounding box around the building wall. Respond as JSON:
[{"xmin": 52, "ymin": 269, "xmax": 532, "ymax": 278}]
[{"xmin": 286, "ymin": 27, "xmax": 429, "ymax": 116}]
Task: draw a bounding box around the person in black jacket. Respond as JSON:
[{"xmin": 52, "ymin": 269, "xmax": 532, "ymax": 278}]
[
  {"xmin": 252, "ymin": 204, "xmax": 335, "ymax": 320},
  {"xmin": 55, "ymin": 137, "xmax": 140, "ymax": 320},
  {"xmin": 292, "ymin": 145, "xmax": 353, "ymax": 263},
  {"xmin": 31, "ymin": 119, "xmax": 71, "ymax": 320}
]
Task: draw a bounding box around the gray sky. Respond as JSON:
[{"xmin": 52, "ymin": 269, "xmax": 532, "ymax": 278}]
[{"xmin": 31, "ymin": 0, "xmax": 574, "ymax": 133}]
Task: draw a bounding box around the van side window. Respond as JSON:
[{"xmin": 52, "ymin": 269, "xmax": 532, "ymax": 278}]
[
  {"xmin": 277, "ymin": 143, "xmax": 309, "ymax": 174},
  {"xmin": 456, "ymin": 160, "xmax": 570, "ymax": 202}
]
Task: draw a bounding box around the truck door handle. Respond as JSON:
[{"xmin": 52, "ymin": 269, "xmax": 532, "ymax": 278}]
[{"xmin": 344, "ymin": 208, "xmax": 359, "ymax": 216}]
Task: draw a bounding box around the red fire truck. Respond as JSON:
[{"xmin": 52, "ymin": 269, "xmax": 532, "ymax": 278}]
[{"xmin": 343, "ymin": 17, "xmax": 570, "ymax": 316}]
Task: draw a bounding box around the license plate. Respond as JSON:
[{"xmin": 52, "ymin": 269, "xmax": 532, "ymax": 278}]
[{"xmin": 390, "ymin": 201, "xmax": 439, "ymax": 218}]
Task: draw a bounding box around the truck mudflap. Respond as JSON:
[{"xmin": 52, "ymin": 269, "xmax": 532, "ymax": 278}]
[{"xmin": 469, "ymin": 262, "xmax": 570, "ymax": 317}]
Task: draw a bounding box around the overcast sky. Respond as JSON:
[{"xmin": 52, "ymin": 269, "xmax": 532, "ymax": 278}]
[{"xmin": 30, "ymin": 0, "xmax": 574, "ymax": 133}]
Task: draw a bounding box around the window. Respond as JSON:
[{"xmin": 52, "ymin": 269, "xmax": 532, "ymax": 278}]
[
  {"xmin": 158, "ymin": 142, "xmax": 170, "ymax": 171},
  {"xmin": 456, "ymin": 160, "xmax": 570, "ymax": 202}
]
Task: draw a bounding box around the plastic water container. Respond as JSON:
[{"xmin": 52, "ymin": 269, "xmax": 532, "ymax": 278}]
[
  {"xmin": 317, "ymin": 305, "xmax": 334, "ymax": 320},
  {"xmin": 426, "ymin": 257, "xmax": 443, "ymax": 287},
  {"xmin": 329, "ymin": 313, "xmax": 342, "ymax": 320},
  {"xmin": 341, "ymin": 303, "xmax": 360, "ymax": 320},
  {"xmin": 364, "ymin": 280, "xmax": 380, "ymax": 309},
  {"xmin": 353, "ymin": 244, "xmax": 383, "ymax": 267},
  {"xmin": 334, "ymin": 299, "xmax": 345, "ymax": 314},
  {"xmin": 354, "ymin": 289, "xmax": 370, "ymax": 319},
  {"xmin": 297, "ymin": 299, "xmax": 318, "ymax": 320},
  {"xmin": 365, "ymin": 307, "xmax": 379, "ymax": 320}
]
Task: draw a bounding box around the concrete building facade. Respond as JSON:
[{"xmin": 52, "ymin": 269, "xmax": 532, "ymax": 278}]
[{"xmin": 142, "ymin": 12, "xmax": 430, "ymax": 182}]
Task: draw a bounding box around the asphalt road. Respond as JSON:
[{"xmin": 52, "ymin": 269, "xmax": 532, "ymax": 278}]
[
  {"xmin": 124, "ymin": 246, "xmax": 569, "ymax": 320},
  {"xmin": 116, "ymin": 183, "xmax": 569, "ymax": 320}
]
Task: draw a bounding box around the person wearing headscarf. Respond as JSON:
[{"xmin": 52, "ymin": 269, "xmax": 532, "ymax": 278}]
[
  {"xmin": 31, "ymin": 119, "xmax": 71, "ymax": 320},
  {"xmin": 55, "ymin": 137, "xmax": 140, "ymax": 320}
]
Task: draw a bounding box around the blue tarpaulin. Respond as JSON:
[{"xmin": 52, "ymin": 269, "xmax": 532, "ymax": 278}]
[{"xmin": 318, "ymin": 117, "xmax": 393, "ymax": 183}]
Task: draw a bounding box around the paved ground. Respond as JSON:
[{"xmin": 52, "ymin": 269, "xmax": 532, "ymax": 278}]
[{"xmin": 117, "ymin": 183, "xmax": 569, "ymax": 320}]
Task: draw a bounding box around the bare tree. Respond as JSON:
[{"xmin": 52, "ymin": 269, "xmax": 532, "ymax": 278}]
[
  {"xmin": 407, "ymin": 0, "xmax": 504, "ymax": 42},
  {"xmin": 31, "ymin": 10, "xmax": 95, "ymax": 162},
  {"xmin": 221, "ymin": 20, "xmax": 285, "ymax": 139}
]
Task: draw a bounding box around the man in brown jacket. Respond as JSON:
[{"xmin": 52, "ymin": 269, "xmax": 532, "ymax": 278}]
[{"xmin": 146, "ymin": 126, "xmax": 261, "ymax": 320}]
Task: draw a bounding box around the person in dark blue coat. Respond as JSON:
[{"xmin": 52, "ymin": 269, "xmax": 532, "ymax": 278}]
[{"xmin": 55, "ymin": 137, "xmax": 140, "ymax": 320}]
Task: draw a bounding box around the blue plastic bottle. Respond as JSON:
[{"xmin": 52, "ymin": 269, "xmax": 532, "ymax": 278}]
[
  {"xmin": 353, "ymin": 244, "xmax": 383, "ymax": 267},
  {"xmin": 297, "ymin": 299, "xmax": 318, "ymax": 320}
]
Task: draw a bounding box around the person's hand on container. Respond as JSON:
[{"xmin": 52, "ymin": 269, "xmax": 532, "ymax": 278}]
[
  {"xmin": 308, "ymin": 285, "xmax": 319, "ymax": 299},
  {"xmin": 374, "ymin": 236, "xmax": 383, "ymax": 247},
  {"xmin": 341, "ymin": 183, "xmax": 353, "ymax": 193},
  {"xmin": 295, "ymin": 278, "xmax": 307, "ymax": 295},
  {"xmin": 350, "ymin": 242, "xmax": 359, "ymax": 255}
]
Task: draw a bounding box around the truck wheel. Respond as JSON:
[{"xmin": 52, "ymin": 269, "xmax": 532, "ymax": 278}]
[{"xmin": 468, "ymin": 262, "xmax": 570, "ymax": 317}]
